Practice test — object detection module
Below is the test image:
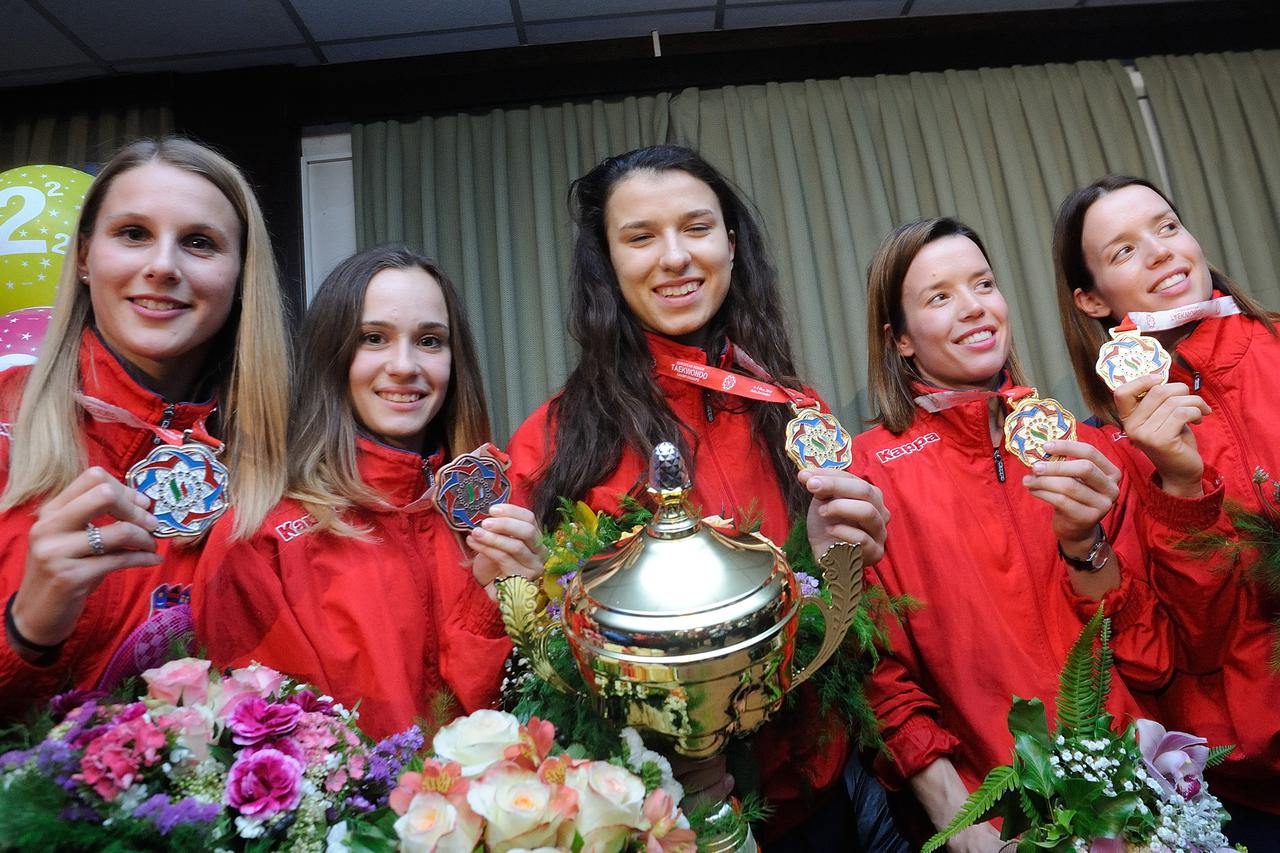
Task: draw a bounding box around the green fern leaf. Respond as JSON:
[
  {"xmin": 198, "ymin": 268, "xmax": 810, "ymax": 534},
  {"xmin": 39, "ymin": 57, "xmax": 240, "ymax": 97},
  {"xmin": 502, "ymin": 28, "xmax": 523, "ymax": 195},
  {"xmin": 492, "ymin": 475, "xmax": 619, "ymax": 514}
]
[
  {"xmin": 921, "ymin": 765, "xmax": 1018, "ymax": 853},
  {"xmin": 1056, "ymin": 606, "xmax": 1106, "ymax": 734},
  {"xmin": 1206, "ymin": 745, "xmax": 1236, "ymax": 768}
]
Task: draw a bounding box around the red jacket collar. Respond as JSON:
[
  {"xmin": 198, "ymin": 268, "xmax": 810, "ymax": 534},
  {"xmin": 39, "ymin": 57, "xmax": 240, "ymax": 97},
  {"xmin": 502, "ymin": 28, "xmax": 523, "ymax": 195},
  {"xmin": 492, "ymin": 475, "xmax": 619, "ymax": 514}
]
[
  {"xmin": 644, "ymin": 331, "xmax": 732, "ymax": 369},
  {"xmin": 355, "ymin": 434, "xmax": 445, "ymax": 509},
  {"xmin": 908, "ymin": 374, "xmax": 1016, "ymax": 447},
  {"xmin": 1168, "ymin": 312, "xmax": 1256, "ymax": 376},
  {"xmin": 79, "ymin": 329, "xmax": 219, "ymax": 471}
]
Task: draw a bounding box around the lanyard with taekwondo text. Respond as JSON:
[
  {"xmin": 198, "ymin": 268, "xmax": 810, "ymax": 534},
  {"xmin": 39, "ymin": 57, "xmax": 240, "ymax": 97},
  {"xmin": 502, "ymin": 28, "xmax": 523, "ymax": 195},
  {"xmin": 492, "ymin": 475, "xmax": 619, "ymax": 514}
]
[{"xmin": 652, "ymin": 343, "xmax": 854, "ymax": 471}]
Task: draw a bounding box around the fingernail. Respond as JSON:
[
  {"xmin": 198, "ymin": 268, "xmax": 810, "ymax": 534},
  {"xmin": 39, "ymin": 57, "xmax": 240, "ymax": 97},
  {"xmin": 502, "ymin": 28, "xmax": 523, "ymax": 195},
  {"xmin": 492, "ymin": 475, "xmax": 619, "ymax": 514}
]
[
  {"xmin": 1032, "ymin": 462, "xmax": 1046, "ymax": 474},
  {"xmin": 809, "ymin": 478, "xmax": 824, "ymax": 490}
]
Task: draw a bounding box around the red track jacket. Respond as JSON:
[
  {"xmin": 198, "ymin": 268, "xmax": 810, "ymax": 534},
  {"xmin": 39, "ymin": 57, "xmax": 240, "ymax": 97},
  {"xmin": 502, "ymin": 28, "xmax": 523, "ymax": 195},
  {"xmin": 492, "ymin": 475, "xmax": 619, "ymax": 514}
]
[
  {"xmin": 194, "ymin": 436, "xmax": 510, "ymax": 741},
  {"xmin": 506, "ymin": 332, "xmax": 849, "ymax": 836},
  {"xmin": 0, "ymin": 331, "xmax": 214, "ymax": 717},
  {"xmin": 850, "ymin": 382, "xmax": 1204, "ymax": 795},
  {"xmin": 1110, "ymin": 312, "xmax": 1280, "ymax": 813}
]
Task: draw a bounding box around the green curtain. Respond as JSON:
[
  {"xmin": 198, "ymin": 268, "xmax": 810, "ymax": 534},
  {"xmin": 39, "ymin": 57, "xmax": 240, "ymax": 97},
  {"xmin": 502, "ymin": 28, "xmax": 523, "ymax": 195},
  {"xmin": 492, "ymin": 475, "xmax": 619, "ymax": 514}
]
[
  {"xmin": 666, "ymin": 61, "xmax": 1159, "ymax": 422},
  {"xmin": 1136, "ymin": 50, "xmax": 1280, "ymax": 309},
  {"xmin": 0, "ymin": 105, "xmax": 174, "ymax": 173},
  {"xmin": 353, "ymin": 60, "xmax": 1179, "ymax": 438},
  {"xmin": 353, "ymin": 96, "xmax": 668, "ymax": 437}
]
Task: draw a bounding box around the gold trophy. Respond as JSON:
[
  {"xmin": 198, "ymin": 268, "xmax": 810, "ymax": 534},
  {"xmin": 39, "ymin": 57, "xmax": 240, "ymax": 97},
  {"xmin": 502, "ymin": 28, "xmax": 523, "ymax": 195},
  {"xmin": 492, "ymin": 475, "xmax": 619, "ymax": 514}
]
[{"xmin": 498, "ymin": 442, "xmax": 864, "ymax": 852}]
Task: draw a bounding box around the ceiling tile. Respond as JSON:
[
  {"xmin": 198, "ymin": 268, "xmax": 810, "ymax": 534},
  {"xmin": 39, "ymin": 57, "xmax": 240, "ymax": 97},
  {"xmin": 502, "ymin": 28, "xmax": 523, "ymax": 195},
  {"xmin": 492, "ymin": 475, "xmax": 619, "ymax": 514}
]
[
  {"xmin": 0, "ymin": 0, "xmax": 95, "ymax": 71},
  {"xmin": 293, "ymin": 0, "xmax": 514, "ymax": 41},
  {"xmin": 0, "ymin": 63, "xmax": 101, "ymax": 90},
  {"xmin": 114, "ymin": 46, "xmax": 320, "ymax": 76},
  {"xmin": 910, "ymin": 0, "xmax": 1075, "ymax": 14},
  {"xmin": 525, "ymin": 10, "xmax": 716, "ymax": 44},
  {"xmin": 724, "ymin": 0, "xmax": 903, "ymax": 28},
  {"xmin": 521, "ymin": 0, "xmax": 711, "ymax": 19},
  {"xmin": 38, "ymin": 0, "xmax": 303, "ymax": 61},
  {"xmin": 321, "ymin": 28, "xmax": 520, "ymax": 63}
]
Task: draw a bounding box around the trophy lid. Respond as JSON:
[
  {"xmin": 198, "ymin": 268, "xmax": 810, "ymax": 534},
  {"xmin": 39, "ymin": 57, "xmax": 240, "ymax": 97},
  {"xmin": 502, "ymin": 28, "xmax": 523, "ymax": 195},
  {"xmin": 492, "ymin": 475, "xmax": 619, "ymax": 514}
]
[{"xmin": 564, "ymin": 442, "xmax": 794, "ymax": 652}]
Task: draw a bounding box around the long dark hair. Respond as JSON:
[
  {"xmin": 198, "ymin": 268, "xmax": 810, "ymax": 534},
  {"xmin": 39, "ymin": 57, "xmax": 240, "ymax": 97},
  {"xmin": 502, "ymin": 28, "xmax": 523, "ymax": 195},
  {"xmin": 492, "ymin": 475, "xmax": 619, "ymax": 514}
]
[
  {"xmin": 530, "ymin": 145, "xmax": 807, "ymax": 528},
  {"xmin": 866, "ymin": 217, "xmax": 1028, "ymax": 435},
  {"xmin": 289, "ymin": 245, "xmax": 491, "ymax": 534},
  {"xmin": 1053, "ymin": 174, "xmax": 1277, "ymax": 424}
]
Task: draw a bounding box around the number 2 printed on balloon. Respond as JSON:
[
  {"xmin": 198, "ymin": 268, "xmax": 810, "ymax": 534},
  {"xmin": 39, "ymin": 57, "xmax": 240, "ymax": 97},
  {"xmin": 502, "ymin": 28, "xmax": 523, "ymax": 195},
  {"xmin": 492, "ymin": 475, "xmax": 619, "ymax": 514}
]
[{"xmin": 0, "ymin": 165, "xmax": 94, "ymax": 315}]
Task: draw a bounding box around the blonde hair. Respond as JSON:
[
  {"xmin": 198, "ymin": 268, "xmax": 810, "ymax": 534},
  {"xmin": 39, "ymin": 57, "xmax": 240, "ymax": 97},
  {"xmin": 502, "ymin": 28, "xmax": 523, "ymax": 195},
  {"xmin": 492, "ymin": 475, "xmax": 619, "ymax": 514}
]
[
  {"xmin": 287, "ymin": 246, "xmax": 491, "ymax": 537},
  {"xmin": 1053, "ymin": 175, "xmax": 1278, "ymax": 425},
  {"xmin": 866, "ymin": 217, "xmax": 1028, "ymax": 435},
  {"xmin": 0, "ymin": 137, "xmax": 291, "ymax": 538}
]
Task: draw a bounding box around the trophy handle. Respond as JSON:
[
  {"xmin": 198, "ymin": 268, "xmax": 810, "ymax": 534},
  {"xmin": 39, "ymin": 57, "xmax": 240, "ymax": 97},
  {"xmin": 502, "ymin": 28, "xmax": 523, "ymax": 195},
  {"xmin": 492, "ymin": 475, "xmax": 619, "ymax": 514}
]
[
  {"xmin": 496, "ymin": 576, "xmax": 573, "ymax": 695},
  {"xmin": 788, "ymin": 541, "xmax": 864, "ymax": 690}
]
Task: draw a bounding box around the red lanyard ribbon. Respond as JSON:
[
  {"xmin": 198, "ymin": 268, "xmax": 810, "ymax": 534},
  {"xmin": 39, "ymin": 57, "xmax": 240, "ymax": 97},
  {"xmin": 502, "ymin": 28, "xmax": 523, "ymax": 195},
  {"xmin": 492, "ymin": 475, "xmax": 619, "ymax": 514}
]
[
  {"xmin": 76, "ymin": 394, "xmax": 221, "ymax": 450},
  {"xmin": 913, "ymin": 385, "xmax": 1036, "ymax": 414},
  {"xmin": 653, "ymin": 342, "xmax": 819, "ymax": 410}
]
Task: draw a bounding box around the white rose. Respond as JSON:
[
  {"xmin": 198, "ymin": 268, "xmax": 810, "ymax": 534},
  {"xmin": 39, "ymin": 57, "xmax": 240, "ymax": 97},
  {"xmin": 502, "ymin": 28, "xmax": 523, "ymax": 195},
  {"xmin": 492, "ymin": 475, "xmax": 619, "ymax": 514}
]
[
  {"xmin": 433, "ymin": 709, "xmax": 523, "ymax": 777},
  {"xmin": 394, "ymin": 791, "xmax": 483, "ymax": 853},
  {"xmin": 564, "ymin": 761, "xmax": 647, "ymax": 847},
  {"xmin": 467, "ymin": 763, "xmax": 576, "ymax": 852}
]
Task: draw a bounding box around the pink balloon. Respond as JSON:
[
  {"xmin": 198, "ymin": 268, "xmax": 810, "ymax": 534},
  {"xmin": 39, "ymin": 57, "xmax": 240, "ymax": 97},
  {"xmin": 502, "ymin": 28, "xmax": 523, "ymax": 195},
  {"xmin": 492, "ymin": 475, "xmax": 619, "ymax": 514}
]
[{"xmin": 0, "ymin": 306, "xmax": 52, "ymax": 372}]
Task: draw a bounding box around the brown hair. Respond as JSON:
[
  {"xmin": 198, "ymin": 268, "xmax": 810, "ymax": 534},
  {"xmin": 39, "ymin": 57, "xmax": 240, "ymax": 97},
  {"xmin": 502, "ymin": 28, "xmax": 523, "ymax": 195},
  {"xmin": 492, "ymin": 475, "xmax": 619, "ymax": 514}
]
[
  {"xmin": 287, "ymin": 245, "xmax": 490, "ymax": 535},
  {"xmin": 866, "ymin": 217, "xmax": 1027, "ymax": 435},
  {"xmin": 1052, "ymin": 174, "xmax": 1277, "ymax": 425}
]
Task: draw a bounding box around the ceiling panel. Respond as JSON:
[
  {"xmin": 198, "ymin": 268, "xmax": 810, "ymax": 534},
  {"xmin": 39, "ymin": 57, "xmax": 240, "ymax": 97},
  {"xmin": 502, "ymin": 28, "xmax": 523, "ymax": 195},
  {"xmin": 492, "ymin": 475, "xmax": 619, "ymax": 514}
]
[
  {"xmin": 38, "ymin": 0, "xmax": 304, "ymax": 61},
  {"xmin": 293, "ymin": 0, "xmax": 514, "ymax": 41},
  {"xmin": 321, "ymin": 28, "xmax": 520, "ymax": 63},
  {"xmin": 521, "ymin": 0, "xmax": 711, "ymax": 19},
  {"xmin": 0, "ymin": 0, "xmax": 94, "ymax": 71},
  {"xmin": 114, "ymin": 46, "xmax": 320, "ymax": 76},
  {"xmin": 724, "ymin": 0, "xmax": 903, "ymax": 28},
  {"xmin": 525, "ymin": 10, "xmax": 717, "ymax": 44},
  {"xmin": 910, "ymin": 0, "xmax": 1075, "ymax": 14},
  {"xmin": 0, "ymin": 63, "xmax": 101, "ymax": 89}
]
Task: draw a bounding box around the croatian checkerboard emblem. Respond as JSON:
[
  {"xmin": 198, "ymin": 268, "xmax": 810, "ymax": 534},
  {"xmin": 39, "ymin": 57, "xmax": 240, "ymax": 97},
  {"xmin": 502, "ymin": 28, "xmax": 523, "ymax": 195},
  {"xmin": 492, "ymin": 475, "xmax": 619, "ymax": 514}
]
[
  {"xmin": 126, "ymin": 441, "xmax": 229, "ymax": 537},
  {"xmin": 433, "ymin": 452, "xmax": 512, "ymax": 531}
]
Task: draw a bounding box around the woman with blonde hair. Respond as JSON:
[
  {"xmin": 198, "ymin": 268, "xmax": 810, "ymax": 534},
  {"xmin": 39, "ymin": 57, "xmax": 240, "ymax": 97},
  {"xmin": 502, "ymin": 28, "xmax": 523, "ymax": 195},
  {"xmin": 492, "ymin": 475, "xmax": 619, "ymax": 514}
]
[
  {"xmin": 0, "ymin": 137, "xmax": 290, "ymax": 715},
  {"xmin": 1053, "ymin": 175, "xmax": 1279, "ymax": 840},
  {"xmin": 853, "ymin": 216, "xmax": 1217, "ymax": 850},
  {"xmin": 196, "ymin": 245, "xmax": 543, "ymax": 738}
]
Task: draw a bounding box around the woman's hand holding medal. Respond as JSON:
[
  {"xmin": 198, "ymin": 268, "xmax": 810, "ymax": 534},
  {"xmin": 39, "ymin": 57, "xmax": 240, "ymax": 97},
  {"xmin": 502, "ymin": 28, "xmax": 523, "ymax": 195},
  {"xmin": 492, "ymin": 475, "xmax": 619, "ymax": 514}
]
[
  {"xmin": 465, "ymin": 503, "xmax": 547, "ymax": 598},
  {"xmin": 1022, "ymin": 439, "xmax": 1121, "ymax": 569},
  {"xmin": 800, "ymin": 468, "xmax": 889, "ymax": 565},
  {"xmin": 1113, "ymin": 375, "xmax": 1210, "ymax": 498},
  {"xmin": 11, "ymin": 467, "xmax": 161, "ymax": 655}
]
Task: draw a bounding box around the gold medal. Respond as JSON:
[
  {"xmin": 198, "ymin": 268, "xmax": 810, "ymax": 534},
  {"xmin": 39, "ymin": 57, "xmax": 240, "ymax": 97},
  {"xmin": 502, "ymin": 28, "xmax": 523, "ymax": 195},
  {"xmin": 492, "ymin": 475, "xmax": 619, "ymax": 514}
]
[
  {"xmin": 1003, "ymin": 391, "xmax": 1077, "ymax": 467},
  {"xmin": 785, "ymin": 406, "xmax": 853, "ymax": 471},
  {"xmin": 1095, "ymin": 328, "xmax": 1171, "ymax": 391}
]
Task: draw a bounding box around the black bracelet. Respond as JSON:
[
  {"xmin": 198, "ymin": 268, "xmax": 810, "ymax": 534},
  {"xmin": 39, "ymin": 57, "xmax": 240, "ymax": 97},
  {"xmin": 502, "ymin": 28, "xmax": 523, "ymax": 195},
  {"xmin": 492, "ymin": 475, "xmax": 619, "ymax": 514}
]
[{"xmin": 4, "ymin": 592, "xmax": 64, "ymax": 666}]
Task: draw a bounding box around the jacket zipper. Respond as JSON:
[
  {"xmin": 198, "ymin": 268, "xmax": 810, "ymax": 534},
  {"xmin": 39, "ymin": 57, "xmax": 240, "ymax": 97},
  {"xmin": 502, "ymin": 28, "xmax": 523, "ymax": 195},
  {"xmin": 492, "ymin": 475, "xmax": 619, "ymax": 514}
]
[
  {"xmin": 992, "ymin": 446, "xmax": 1006, "ymax": 483},
  {"xmin": 155, "ymin": 404, "xmax": 176, "ymax": 445}
]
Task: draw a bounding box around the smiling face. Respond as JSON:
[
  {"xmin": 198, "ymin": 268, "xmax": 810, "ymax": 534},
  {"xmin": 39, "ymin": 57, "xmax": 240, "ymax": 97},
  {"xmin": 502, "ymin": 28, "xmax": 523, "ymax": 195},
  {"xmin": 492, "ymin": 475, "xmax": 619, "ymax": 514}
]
[
  {"xmin": 79, "ymin": 162, "xmax": 243, "ymax": 399},
  {"xmin": 1076, "ymin": 185, "xmax": 1213, "ymax": 322},
  {"xmin": 347, "ymin": 266, "xmax": 453, "ymax": 452},
  {"xmin": 893, "ymin": 235, "xmax": 1011, "ymax": 391},
  {"xmin": 604, "ymin": 169, "xmax": 735, "ymax": 345}
]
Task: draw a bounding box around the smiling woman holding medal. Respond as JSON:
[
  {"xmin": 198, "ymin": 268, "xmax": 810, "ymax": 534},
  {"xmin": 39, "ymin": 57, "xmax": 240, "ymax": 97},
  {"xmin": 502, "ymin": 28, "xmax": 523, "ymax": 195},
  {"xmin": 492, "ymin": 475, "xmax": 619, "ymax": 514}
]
[
  {"xmin": 851, "ymin": 217, "xmax": 1215, "ymax": 852},
  {"xmin": 194, "ymin": 246, "xmax": 544, "ymax": 739},
  {"xmin": 0, "ymin": 137, "xmax": 290, "ymax": 716},
  {"xmin": 505, "ymin": 145, "xmax": 899, "ymax": 850},
  {"xmin": 1054, "ymin": 175, "xmax": 1280, "ymax": 837}
]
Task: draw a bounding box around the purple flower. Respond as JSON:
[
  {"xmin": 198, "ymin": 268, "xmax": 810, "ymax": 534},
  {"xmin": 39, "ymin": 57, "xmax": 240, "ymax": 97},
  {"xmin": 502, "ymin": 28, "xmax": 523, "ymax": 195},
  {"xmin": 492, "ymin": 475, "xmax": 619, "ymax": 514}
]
[
  {"xmin": 59, "ymin": 802, "xmax": 102, "ymax": 823},
  {"xmin": 0, "ymin": 749, "xmax": 29, "ymax": 771},
  {"xmin": 227, "ymin": 696, "xmax": 302, "ymax": 746},
  {"xmin": 49, "ymin": 689, "xmax": 108, "ymax": 723},
  {"xmin": 134, "ymin": 793, "xmax": 221, "ymax": 834},
  {"xmin": 242, "ymin": 736, "xmax": 304, "ymax": 763},
  {"xmin": 225, "ymin": 748, "xmax": 303, "ymax": 818},
  {"xmin": 287, "ymin": 690, "xmax": 335, "ymax": 714},
  {"xmin": 33, "ymin": 739, "xmax": 79, "ymax": 788},
  {"xmin": 1136, "ymin": 718, "xmax": 1210, "ymax": 799},
  {"xmin": 796, "ymin": 571, "xmax": 821, "ymax": 598}
]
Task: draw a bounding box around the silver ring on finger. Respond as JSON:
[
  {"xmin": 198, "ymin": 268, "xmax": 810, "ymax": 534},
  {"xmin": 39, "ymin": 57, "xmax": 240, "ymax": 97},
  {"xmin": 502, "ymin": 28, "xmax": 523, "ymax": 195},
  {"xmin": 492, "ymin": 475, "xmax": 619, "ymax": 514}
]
[{"xmin": 85, "ymin": 523, "xmax": 106, "ymax": 557}]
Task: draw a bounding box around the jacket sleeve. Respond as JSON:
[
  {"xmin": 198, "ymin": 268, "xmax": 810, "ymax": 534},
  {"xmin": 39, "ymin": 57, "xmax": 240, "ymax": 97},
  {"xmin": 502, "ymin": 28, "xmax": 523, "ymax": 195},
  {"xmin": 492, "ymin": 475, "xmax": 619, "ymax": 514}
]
[
  {"xmin": 193, "ymin": 521, "xmax": 330, "ymax": 691},
  {"xmin": 505, "ymin": 400, "xmax": 556, "ymax": 510},
  {"xmin": 433, "ymin": 535, "xmax": 511, "ymax": 714},
  {"xmin": 863, "ymin": 564, "xmax": 961, "ymax": 790}
]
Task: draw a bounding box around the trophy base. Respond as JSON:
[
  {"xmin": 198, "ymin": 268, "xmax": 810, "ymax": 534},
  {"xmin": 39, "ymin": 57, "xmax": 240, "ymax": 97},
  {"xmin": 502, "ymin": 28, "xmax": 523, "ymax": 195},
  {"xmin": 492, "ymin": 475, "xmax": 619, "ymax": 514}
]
[{"xmin": 699, "ymin": 799, "xmax": 759, "ymax": 853}]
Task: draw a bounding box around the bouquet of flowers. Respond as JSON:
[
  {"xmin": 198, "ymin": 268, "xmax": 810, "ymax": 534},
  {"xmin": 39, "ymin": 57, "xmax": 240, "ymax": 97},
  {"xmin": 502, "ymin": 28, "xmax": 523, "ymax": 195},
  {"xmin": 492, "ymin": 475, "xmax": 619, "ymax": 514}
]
[
  {"xmin": 377, "ymin": 709, "xmax": 695, "ymax": 853},
  {"xmin": 923, "ymin": 608, "xmax": 1238, "ymax": 853},
  {"xmin": 0, "ymin": 659, "xmax": 421, "ymax": 851}
]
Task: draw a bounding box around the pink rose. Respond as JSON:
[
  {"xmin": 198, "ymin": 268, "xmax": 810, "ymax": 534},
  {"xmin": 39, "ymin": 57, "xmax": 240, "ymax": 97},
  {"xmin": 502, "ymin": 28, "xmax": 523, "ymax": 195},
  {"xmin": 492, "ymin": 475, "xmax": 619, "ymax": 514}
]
[
  {"xmin": 394, "ymin": 791, "xmax": 484, "ymax": 853},
  {"xmin": 228, "ymin": 696, "xmax": 302, "ymax": 746},
  {"xmin": 75, "ymin": 717, "xmax": 168, "ymax": 801},
  {"xmin": 466, "ymin": 763, "xmax": 578, "ymax": 850},
  {"xmin": 143, "ymin": 659, "xmax": 212, "ymax": 707},
  {"xmin": 225, "ymin": 748, "xmax": 303, "ymax": 818},
  {"xmin": 155, "ymin": 706, "xmax": 215, "ymax": 763},
  {"xmin": 564, "ymin": 760, "xmax": 647, "ymax": 846},
  {"xmin": 214, "ymin": 664, "xmax": 287, "ymax": 717}
]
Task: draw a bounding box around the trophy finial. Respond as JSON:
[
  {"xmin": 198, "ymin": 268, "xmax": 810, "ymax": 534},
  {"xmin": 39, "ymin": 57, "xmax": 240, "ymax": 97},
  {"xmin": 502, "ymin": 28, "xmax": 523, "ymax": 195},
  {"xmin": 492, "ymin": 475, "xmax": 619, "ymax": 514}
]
[{"xmin": 649, "ymin": 441, "xmax": 690, "ymax": 493}]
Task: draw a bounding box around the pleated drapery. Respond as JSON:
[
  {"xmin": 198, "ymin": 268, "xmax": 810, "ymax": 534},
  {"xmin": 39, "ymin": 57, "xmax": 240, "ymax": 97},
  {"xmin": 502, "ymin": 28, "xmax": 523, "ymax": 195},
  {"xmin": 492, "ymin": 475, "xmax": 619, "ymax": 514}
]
[{"xmin": 0, "ymin": 105, "xmax": 175, "ymax": 173}]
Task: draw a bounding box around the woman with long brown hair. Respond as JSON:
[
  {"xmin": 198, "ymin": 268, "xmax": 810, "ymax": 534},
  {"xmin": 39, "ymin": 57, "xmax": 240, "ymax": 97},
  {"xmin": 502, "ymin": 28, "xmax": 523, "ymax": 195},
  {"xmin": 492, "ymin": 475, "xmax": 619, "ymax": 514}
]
[
  {"xmin": 196, "ymin": 245, "xmax": 544, "ymax": 738},
  {"xmin": 1053, "ymin": 175, "xmax": 1279, "ymax": 842}
]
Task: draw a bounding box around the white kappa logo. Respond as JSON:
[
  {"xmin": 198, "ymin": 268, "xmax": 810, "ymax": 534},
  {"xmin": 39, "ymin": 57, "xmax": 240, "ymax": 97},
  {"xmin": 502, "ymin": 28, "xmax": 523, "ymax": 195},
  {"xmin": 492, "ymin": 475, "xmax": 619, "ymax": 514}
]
[{"xmin": 875, "ymin": 432, "xmax": 941, "ymax": 464}]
